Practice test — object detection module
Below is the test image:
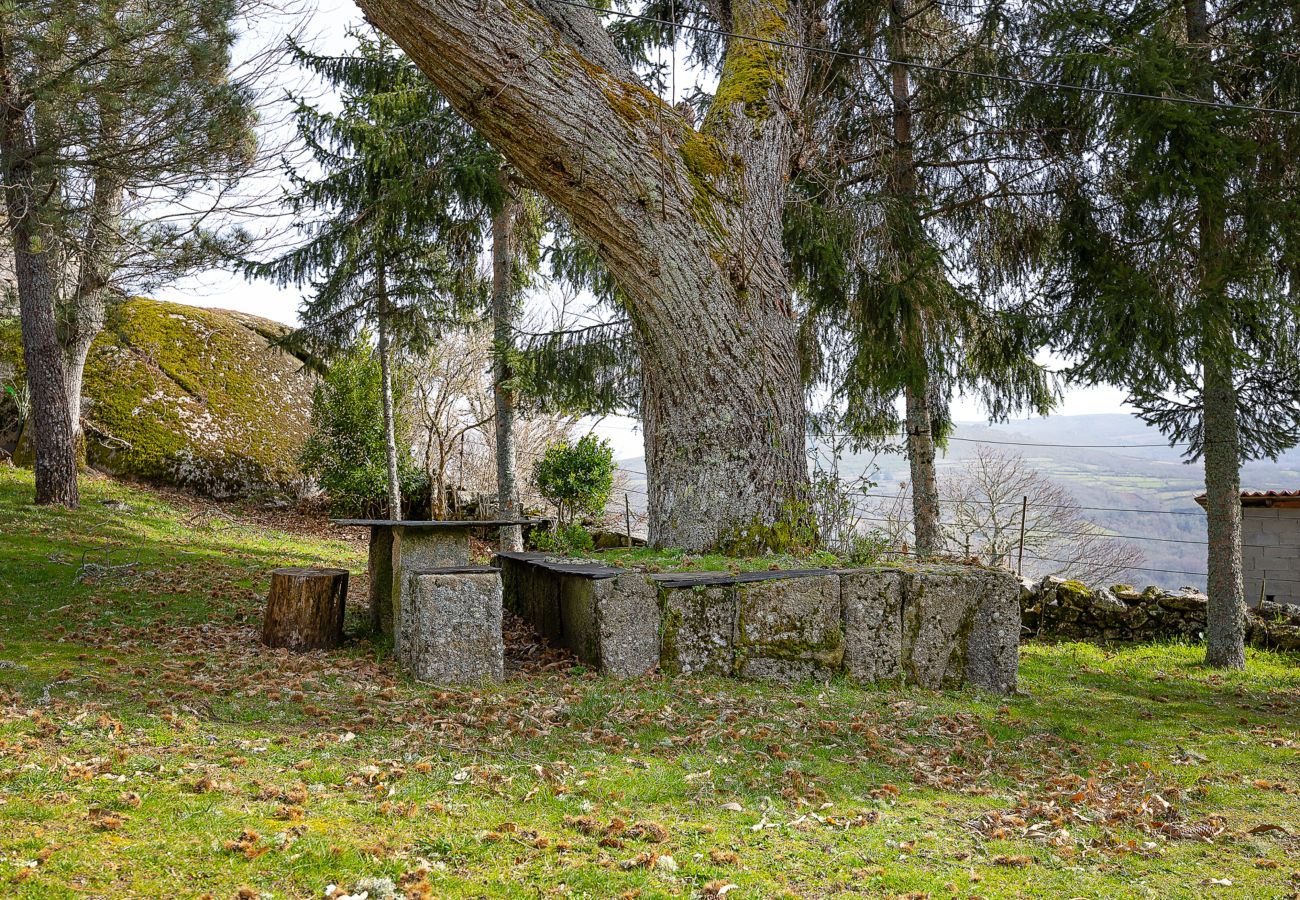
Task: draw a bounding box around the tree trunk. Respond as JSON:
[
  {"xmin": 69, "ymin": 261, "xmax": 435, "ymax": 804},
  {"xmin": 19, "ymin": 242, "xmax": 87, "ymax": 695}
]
[
  {"xmin": 1202, "ymin": 359, "xmax": 1244, "ymax": 668},
  {"xmin": 64, "ymin": 166, "xmax": 125, "ymax": 453},
  {"xmin": 888, "ymin": 0, "xmax": 941, "ymax": 556},
  {"xmin": 376, "ymin": 271, "xmax": 403, "ymax": 521},
  {"xmin": 262, "ymin": 567, "xmax": 349, "ymax": 651},
  {"xmin": 1, "ymin": 87, "xmax": 78, "ymax": 507},
  {"xmin": 492, "ymin": 172, "xmax": 523, "ymax": 551},
  {"xmin": 905, "ymin": 382, "xmax": 942, "ymax": 555},
  {"xmin": 359, "ymin": 0, "xmax": 813, "ymax": 551},
  {"xmin": 1184, "ymin": 0, "xmax": 1245, "ymax": 669}
]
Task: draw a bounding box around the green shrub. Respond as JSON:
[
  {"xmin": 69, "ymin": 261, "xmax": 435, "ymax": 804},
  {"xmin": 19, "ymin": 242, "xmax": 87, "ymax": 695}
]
[
  {"xmin": 299, "ymin": 340, "xmax": 422, "ymax": 516},
  {"xmin": 532, "ymin": 434, "xmax": 615, "ymax": 526},
  {"xmin": 529, "ymin": 522, "xmax": 596, "ymax": 555}
]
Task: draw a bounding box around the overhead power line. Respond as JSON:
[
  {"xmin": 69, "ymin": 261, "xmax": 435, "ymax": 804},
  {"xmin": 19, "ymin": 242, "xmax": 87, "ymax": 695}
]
[
  {"xmin": 602, "ymin": 418, "xmax": 1203, "ymax": 450},
  {"xmin": 551, "ymin": 0, "xmax": 1300, "ymax": 119},
  {"xmin": 1020, "ymin": 551, "xmax": 1208, "ymax": 579},
  {"xmin": 856, "ymin": 491, "xmax": 1206, "ymax": 517}
]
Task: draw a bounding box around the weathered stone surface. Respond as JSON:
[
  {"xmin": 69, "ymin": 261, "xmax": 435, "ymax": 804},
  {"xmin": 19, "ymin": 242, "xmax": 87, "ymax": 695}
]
[
  {"xmin": 587, "ymin": 573, "xmax": 660, "ymax": 677},
  {"xmin": 400, "ymin": 568, "xmax": 503, "ymax": 683},
  {"xmin": 964, "ymin": 571, "xmax": 1021, "ymax": 694},
  {"xmin": 840, "ymin": 569, "xmax": 904, "ymax": 683},
  {"xmin": 1019, "ymin": 576, "xmax": 1300, "ymax": 648},
  {"xmin": 902, "ymin": 568, "xmax": 983, "ymax": 690},
  {"xmin": 500, "ymin": 554, "xmax": 1022, "ymax": 692},
  {"xmin": 368, "ymin": 527, "xmax": 394, "ymax": 635},
  {"xmin": 391, "ymin": 527, "xmax": 468, "ymax": 658},
  {"xmin": 735, "ymin": 574, "xmax": 842, "ymax": 681},
  {"xmin": 498, "ymin": 553, "xmax": 659, "ymax": 676},
  {"xmin": 659, "ymin": 583, "xmax": 735, "ymax": 676},
  {"xmin": 2, "ymin": 298, "xmax": 314, "ymax": 496}
]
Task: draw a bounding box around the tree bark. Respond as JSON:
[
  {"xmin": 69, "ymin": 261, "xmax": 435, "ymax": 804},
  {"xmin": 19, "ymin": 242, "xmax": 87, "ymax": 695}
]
[
  {"xmin": 376, "ymin": 270, "xmax": 403, "ymax": 521},
  {"xmin": 491, "ymin": 172, "xmax": 523, "ymax": 551},
  {"xmin": 262, "ymin": 567, "xmax": 349, "ymax": 651},
  {"xmin": 888, "ymin": 0, "xmax": 940, "ymax": 556},
  {"xmin": 1, "ymin": 75, "xmax": 79, "ymax": 507},
  {"xmin": 905, "ymin": 382, "xmax": 942, "ymax": 555},
  {"xmin": 1184, "ymin": 0, "xmax": 1245, "ymax": 669},
  {"xmin": 64, "ymin": 165, "xmax": 125, "ymax": 453},
  {"xmin": 358, "ymin": 0, "xmax": 813, "ymax": 551},
  {"xmin": 1202, "ymin": 358, "xmax": 1245, "ymax": 668}
]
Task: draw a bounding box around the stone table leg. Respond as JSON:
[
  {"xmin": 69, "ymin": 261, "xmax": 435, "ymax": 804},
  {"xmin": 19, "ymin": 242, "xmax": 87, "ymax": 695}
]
[
  {"xmin": 368, "ymin": 526, "xmax": 395, "ymax": 636},
  {"xmin": 400, "ymin": 568, "xmax": 504, "ymax": 682},
  {"xmin": 391, "ymin": 527, "xmax": 471, "ymax": 657}
]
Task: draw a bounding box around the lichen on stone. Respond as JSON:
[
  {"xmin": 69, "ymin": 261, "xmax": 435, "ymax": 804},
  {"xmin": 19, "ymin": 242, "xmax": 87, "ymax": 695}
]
[{"xmin": 2, "ymin": 298, "xmax": 314, "ymax": 497}]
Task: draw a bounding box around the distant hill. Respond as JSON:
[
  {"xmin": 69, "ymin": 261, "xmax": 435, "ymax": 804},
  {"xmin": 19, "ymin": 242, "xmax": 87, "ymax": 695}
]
[
  {"xmin": 2, "ymin": 298, "xmax": 315, "ymax": 497},
  {"xmin": 613, "ymin": 414, "xmax": 1300, "ymax": 589}
]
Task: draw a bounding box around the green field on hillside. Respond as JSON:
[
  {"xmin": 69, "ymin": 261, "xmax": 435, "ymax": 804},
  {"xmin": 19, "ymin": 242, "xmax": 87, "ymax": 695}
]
[{"xmin": 1, "ymin": 468, "xmax": 1298, "ymax": 899}]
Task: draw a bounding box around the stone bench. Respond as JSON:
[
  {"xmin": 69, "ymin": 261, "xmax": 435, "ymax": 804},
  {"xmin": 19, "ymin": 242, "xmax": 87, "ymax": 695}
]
[
  {"xmin": 497, "ymin": 553, "xmax": 659, "ymax": 677},
  {"xmin": 398, "ymin": 567, "xmax": 504, "ymax": 683},
  {"xmin": 496, "ymin": 553, "xmax": 1020, "ymax": 692}
]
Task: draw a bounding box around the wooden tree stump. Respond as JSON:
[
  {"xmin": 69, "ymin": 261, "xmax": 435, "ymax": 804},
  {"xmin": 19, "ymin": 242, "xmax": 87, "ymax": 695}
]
[{"xmin": 262, "ymin": 567, "xmax": 349, "ymax": 651}]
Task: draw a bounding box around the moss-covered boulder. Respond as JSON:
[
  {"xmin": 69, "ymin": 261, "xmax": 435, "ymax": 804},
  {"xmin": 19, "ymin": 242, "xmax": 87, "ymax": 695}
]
[{"xmin": 2, "ymin": 298, "xmax": 314, "ymax": 497}]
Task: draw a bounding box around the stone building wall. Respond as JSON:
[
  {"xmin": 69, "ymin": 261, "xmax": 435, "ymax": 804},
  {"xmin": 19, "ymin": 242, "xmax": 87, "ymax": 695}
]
[{"xmin": 1242, "ymin": 507, "xmax": 1300, "ymax": 608}]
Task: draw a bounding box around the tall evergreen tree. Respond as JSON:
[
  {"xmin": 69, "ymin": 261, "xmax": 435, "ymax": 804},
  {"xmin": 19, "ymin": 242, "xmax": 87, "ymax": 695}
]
[
  {"xmin": 790, "ymin": 0, "xmax": 1054, "ymax": 555},
  {"xmin": 1, "ymin": 0, "xmax": 257, "ymax": 507},
  {"xmin": 1016, "ymin": 0, "xmax": 1300, "ymax": 667},
  {"xmin": 248, "ymin": 28, "xmax": 501, "ymax": 519}
]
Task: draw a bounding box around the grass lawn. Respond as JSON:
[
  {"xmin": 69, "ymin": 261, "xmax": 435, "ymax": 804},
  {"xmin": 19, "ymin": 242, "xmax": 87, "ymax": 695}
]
[{"xmin": 1, "ymin": 467, "xmax": 1298, "ymax": 899}]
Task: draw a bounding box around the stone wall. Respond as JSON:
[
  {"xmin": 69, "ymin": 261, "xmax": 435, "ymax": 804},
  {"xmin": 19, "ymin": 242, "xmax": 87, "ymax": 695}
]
[
  {"xmin": 497, "ymin": 553, "xmax": 1021, "ymax": 693},
  {"xmin": 1021, "ymin": 576, "xmax": 1300, "ymax": 651}
]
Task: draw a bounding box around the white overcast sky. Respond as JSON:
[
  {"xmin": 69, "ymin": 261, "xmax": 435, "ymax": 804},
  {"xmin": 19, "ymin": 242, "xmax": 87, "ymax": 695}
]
[{"xmin": 157, "ymin": 0, "xmax": 1133, "ymax": 460}]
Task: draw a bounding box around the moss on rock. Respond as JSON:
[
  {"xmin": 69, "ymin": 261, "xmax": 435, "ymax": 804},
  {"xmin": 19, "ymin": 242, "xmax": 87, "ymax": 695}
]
[{"xmin": 2, "ymin": 298, "xmax": 314, "ymax": 497}]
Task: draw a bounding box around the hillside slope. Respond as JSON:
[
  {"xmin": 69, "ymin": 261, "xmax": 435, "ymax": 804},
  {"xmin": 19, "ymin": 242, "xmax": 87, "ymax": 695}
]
[{"xmin": 1, "ymin": 297, "xmax": 315, "ymax": 497}]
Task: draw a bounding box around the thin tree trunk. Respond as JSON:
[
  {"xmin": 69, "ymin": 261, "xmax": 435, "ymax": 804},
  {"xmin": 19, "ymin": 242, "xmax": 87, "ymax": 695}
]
[
  {"xmin": 61, "ymin": 100, "xmax": 125, "ymax": 458},
  {"xmin": 1184, "ymin": 0, "xmax": 1245, "ymax": 669},
  {"xmin": 1, "ymin": 80, "xmax": 78, "ymax": 507},
  {"xmin": 889, "ymin": 0, "xmax": 940, "ymax": 555},
  {"xmin": 905, "ymin": 382, "xmax": 942, "ymax": 555},
  {"xmin": 491, "ymin": 172, "xmax": 523, "ymax": 551},
  {"xmin": 64, "ymin": 168, "xmax": 125, "ymax": 455},
  {"xmin": 1202, "ymin": 358, "xmax": 1244, "ymax": 667},
  {"xmin": 359, "ymin": 0, "xmax": 813, "ymax": 552},
  {"xmin": 376, "ymin": 270, "xmax": 403, "ymax": 521}
]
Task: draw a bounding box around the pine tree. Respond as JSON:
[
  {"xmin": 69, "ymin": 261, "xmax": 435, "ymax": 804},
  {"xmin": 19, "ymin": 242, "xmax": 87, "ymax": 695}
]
[
  {"xmin": 1, "ymin": 0, "xmax": 257, "ymax": 507},
  {"xmin": 789, "ymin": 0, "xmax": 1054, "ymax": 555},
  {"xmin": 1016, "ymin": 0, "xmax": 1300, "ymax": 668},
  {"xmin": 248, "ymin": 28, "xmax": 502, "ymax": 519}
]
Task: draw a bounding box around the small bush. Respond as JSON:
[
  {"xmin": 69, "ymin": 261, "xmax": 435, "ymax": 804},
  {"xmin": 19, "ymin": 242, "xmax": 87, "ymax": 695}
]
[
  {"xmin": 530, "ymin": 522, "xmax": 595, "ymax": 555},
  {"xmin": 533, "ymin": 434, "xmax": 614, "ymax": 526},
  {"xmin": 299, "ymin": 339, "xmax": 422, "ymax": 517}
]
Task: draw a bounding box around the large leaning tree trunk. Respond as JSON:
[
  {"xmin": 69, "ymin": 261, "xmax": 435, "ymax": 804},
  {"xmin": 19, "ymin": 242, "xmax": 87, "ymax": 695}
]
[
  {"xmin": 359, "ymin": 0, "xmax": 814, "ymax": 551},
  {"xmin": 492, "ymin": 171, "xmax": 524, "ymax": 552}
]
